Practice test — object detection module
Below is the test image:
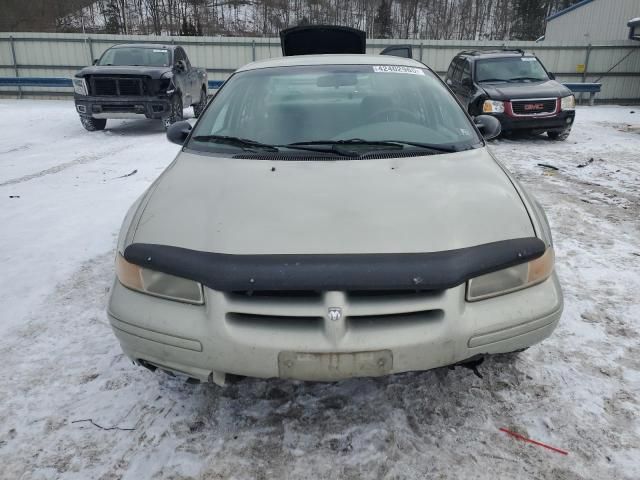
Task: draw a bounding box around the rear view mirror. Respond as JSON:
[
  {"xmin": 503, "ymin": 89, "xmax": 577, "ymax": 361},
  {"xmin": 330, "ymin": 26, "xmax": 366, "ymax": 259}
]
[
  {"xmin": 166, "ymin": 120, "xmax": 192, "ymax": 145},
  {"xmin": 548, "ymin": 72, "xmax": 555, "ymax": 80},
  {"xmin": 474, "ymin": 115, "xmax": 501, "ymax": 140},
  {"xmin": 317, "ymin": 73, "xmax": 358, "ymax": 88}
]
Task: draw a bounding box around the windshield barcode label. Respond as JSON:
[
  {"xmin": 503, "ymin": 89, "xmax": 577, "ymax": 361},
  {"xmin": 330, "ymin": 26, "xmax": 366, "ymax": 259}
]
[{"xmin": 373, "ymin": 65, "xmax": 425, "ymax": 75}]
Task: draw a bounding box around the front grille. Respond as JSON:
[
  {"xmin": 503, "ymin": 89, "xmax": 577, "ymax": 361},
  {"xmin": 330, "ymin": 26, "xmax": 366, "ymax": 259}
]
[
  {"xmin": 223, "ymin": 289, "xmax": 445, "ymax": 331},
  {"xmin": 511, "ymin": 98, "xmax": 557, "ymax": 116},
  {"xmin": 90, "ymin": 77, "xmax": 144, "ymax": 96}
]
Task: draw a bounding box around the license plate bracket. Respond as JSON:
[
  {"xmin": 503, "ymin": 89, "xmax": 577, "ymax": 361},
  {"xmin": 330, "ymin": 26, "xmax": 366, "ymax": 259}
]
[{"xmin": 278, "ymin": 350, "xmax": 393, "ymax": 381}]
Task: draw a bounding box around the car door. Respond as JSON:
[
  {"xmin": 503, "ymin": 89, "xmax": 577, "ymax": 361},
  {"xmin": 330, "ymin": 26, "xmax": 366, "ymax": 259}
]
[
  {"xmin": 173, "ymin": 48, "xmax": 190, "ymax": 105},
  {"xmin": 182, "ymin": 49, "xmax": 199, "ymax": 103}
]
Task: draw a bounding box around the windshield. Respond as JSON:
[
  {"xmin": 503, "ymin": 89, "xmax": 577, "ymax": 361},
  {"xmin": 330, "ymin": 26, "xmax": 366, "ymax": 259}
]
[
  {"xmin": 476, "ymin": 57, "xmax": 549, "ymax": 83},
  {"xmin": 188, "ymin": 64, "xmax": 481, "ymax": 156},
  {"xmin": 98, "ymin": 47, "xmax": 171, "ymax": 67}
]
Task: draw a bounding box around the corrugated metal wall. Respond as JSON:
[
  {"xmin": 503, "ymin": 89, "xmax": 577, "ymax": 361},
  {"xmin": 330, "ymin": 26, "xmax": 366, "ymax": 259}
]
[
  {"xmin": 545, "ymin": 0, "xmax": 639, "ymax": 43},
  {"xmin": 1, "ymin": 32, "xmax": 639, "ymax": 101}
]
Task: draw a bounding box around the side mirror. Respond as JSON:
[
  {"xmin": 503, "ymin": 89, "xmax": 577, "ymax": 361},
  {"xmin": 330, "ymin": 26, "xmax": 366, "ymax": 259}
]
[
  {"xmin": 166, "ymin": 120, "xmax": 192, "ymax": 145},
  {"xmin": 92, "ymin": 58, "xmax": 99, "ymax": 65},
  {"xmin": 548, "ymin": 72, "xmax": 555, "ymax": 80},
  {"xmin": 474, "ymin": 114, "xmax": 501, "ymax": 140},
  {"xmin": 174, "ymin": 60, "xmax": 186, "ymax": 72}
]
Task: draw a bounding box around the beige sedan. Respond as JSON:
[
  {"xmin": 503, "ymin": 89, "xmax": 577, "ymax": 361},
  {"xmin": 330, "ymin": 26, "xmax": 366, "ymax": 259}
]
[{"xmin": 108, "ymin": 54, "xmax": 562, "ymax": 385}]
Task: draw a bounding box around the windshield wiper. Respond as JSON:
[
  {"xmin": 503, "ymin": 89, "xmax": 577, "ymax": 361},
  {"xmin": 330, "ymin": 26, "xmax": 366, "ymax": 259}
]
[
  {"xmin": 288, "ymin": 139, "xmax": 458, "ymax": 154},
  {"xmin": 191, "ymin": 135, "xmax": 279, "ymax": 152},
  {"xmin": 285, "ymin": 139, "xmax": 407, "ymax": 158},
  {"xmin": 478, "ymin": 78, "xmax": 508, "ymax": 83},
  {"xmin": 289, "ymin": 139, "xmax": 403, "ymax": 148}
]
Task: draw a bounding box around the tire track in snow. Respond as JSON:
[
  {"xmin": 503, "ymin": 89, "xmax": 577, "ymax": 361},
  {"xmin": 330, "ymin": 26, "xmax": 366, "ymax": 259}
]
[{"xmin": 0, "ymin": 144, "xmax": 132, "ymax": 187}]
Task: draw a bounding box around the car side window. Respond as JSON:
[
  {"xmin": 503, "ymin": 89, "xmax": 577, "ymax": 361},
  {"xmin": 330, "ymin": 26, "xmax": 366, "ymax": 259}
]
[
  {"xmin": 174, "ymin": 48, "xmax": 185, "ymax": 65},
  {"xmin": 461, "ymin": 61, "xmax": 472, "ymax": 85},
  {"xmin": 181, "ymin": 49, "xmax": 192, "ymax": 69},
  {"xmin": 452, "ymin": 59, "xmax": 463, "ymax": 84},
  {"xmin": 446, "ymin": 59, "xmax": 457, "ymax": 81}
]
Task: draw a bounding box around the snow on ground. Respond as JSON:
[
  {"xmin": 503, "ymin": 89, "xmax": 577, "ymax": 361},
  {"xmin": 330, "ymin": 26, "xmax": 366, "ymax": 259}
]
[{"xmin": 0, "ymin": 100, "xmax": 638, "ymax": 479}]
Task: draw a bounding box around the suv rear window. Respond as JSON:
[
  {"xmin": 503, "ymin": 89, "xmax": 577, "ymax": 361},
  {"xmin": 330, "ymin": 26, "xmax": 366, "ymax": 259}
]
[{"xmin": 475, "ymin": 57, "xmax": 549, "ymax": 83}]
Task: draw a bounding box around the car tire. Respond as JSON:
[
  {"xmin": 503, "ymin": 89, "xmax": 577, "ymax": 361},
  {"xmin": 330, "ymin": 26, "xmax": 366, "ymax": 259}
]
[
  {"xmin": 547, "ymin": 127, "xmax": 571, "ymax": 141},
  {"xmin": 80, "ymin": 116, "xmax": 106, "ymax": 131},
  {"xmin": 164, "ymin": 94, "xmax": 183, "ymax": 129},
  {"xmin": 192, "ymin": 88, "xmax": 207, "ymax": 118}
]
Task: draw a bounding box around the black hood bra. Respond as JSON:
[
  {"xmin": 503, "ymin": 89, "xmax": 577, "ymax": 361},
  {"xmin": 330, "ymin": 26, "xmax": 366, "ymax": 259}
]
[{"xmin": 124, "ymin": 237, "xmax": 545, "ymax": 293}]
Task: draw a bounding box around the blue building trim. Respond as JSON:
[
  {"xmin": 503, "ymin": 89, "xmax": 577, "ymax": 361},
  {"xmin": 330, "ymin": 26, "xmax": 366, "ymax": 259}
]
[{"xmin": 547, "ymin": 0, "xmax": 596, "ymax": 22}]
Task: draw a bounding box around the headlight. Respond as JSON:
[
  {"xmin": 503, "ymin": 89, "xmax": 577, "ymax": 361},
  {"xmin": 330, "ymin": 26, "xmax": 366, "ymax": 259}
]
[
  {"xmin": 115, "ymin": 253, "xmax": 204, "ymax": 304},
  {"xmin": 466, "ymin": 247, "xmax": 554, "ymax": 301},
  {"xmin": 560, "ymin": 95, "xmax": 575, "ymax": 111},
  {"xmin": 482, "ymin": 100, "xmax": 504, "ymax": 113},
  {"xmin": 73, "ymin": 78, "xmax": 88, "ymax": 95}
]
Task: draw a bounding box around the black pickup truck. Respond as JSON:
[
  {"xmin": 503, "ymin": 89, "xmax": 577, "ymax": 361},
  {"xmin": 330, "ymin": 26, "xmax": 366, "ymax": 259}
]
[{"xmin": 73, "ymin": 44, "xmax": 208, "ymax": 131}]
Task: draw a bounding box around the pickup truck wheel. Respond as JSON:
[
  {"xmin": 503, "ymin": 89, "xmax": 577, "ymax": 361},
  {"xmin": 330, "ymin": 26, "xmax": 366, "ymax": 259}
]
[
  {"xmin": 80, "ymin": 116, "xmax": 106, "ymax": 131},
  {"xmin": 164, "ymin": 95, "xmax": 183, "ymax": 129},
  {"xmin": 192, "ymin": 88, "xmax": 207, "ymax": 118},
  {"xmin": 547, "ymin": 127, "xmax": 571, "ymax": 141}
]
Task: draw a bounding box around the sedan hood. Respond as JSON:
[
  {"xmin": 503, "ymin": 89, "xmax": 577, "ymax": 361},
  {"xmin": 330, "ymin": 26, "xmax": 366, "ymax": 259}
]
[
  {"xmin": 76, "ymin": 65, "xmax": 170, "ymax": 79},
  {"xmin": 130, "ymin": 148, "xmax": 534, "ymax": 255},
  {"xmin": 480, "ymin": 80, "xmax": 572, "ymax": 100}
]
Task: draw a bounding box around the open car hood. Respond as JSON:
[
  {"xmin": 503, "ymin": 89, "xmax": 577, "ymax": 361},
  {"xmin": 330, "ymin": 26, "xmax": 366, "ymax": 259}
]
[{"xmin": 280, "ymin": 25, "xmax": 366, "ymax": 56}]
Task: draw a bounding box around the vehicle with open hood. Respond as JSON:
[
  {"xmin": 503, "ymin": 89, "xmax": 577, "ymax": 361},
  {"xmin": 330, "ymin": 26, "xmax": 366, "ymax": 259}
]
[{"xmin": 107, "ymin": 35, "xmax": 562, "ymax": 385}]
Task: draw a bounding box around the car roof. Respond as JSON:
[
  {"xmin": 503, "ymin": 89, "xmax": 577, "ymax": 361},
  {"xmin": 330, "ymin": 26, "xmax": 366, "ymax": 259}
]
[
  {"xmin": 111, "ymin": 43, "xmax": 175, "ymax": 50},
  {"xmin": 236, "ymin": 54, "xmax": 427, "ymax": 72},
  {"xmin": 458, "ymin": 50, "xmax": 535, "ymax": 61}
]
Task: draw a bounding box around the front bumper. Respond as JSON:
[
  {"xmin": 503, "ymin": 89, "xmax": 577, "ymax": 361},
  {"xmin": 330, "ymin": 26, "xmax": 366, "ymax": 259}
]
[
  {"xmin": 492, "ymin": 110, "xmax": 575, "ymax": 132},
  {"xmin": 74, "ymin": 94, "xmax": 171, "ymax": 120},
  {"xmin": 107, "ymin": 272, "xmax": 563, "ymax": 384}
]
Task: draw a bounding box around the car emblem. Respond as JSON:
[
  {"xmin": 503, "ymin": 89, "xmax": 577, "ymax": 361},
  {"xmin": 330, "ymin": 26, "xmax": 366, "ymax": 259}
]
[
  {"xmin": 524, "ymin": 103, "xmax": 545, "ymax": 111},
  {"xmin": 328, "ymin": 307, "xmax": 342, "ymax": 321}
]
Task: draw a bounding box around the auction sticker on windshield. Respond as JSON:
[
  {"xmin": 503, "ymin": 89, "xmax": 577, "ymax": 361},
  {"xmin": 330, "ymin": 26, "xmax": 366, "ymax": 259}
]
[{"xmin": 373, "ymin": 65, "xmax": 425, "ymax": 75}]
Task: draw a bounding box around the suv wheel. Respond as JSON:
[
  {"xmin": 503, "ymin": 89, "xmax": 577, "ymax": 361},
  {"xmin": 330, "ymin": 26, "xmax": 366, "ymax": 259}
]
[
  {"xmin": 192, "ymin": 88, "xmax": 207, "ymax": 118},
  {"xmin": 80, "ymin": 116, "xmax": 106, "ymax": 131},
  {"xmin": 164, "ymin": 95, "xmax": 183, "ymax": 129},
  {"xmin": 547, "ymin": 127, "xmax": 571, "ymax": 141}
]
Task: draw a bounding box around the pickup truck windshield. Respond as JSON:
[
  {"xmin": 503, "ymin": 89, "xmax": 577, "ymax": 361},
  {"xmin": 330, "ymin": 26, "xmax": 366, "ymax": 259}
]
[
  {"xmin": 476, "ymin": 57, "xmax": 549, "ymax": 83},
  {"xmin": 98, "ymin": 47, "xmax": 170, "ymax": 67},
  {"xmin": 189, "ymin": 64, "xmax": 482, "ymax": 155}
]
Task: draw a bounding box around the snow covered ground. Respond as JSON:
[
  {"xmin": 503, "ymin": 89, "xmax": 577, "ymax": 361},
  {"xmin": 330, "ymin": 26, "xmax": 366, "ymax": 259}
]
[{"xmin": 0, "ymin": 100, "xmax": 638, "ymax": 479}]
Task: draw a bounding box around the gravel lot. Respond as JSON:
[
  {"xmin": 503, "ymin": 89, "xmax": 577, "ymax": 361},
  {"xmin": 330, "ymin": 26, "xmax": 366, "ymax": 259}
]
[{"xmin": 0, "ymin": 100, "xmax": 638, "ymax": 480}]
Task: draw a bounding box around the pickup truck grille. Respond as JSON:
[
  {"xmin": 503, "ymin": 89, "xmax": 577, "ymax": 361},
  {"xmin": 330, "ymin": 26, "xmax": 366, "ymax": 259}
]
[
  {"xmin": 510, "ymin": 98, "xmax": 558, "ymax": 116},
  {"xmin": 90, "ymin": 77, "xmax": 144, "ymax": 96}
]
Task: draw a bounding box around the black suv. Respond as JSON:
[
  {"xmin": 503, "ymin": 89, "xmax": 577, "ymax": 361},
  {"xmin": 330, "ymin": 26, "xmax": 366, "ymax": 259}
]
[{"xmin": 445, "ymin": 49, "xmax": 575, "ymax": 140}]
